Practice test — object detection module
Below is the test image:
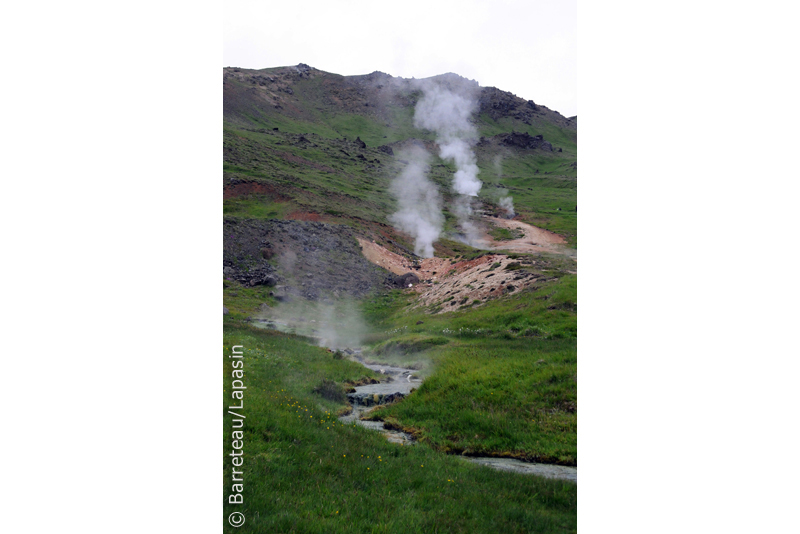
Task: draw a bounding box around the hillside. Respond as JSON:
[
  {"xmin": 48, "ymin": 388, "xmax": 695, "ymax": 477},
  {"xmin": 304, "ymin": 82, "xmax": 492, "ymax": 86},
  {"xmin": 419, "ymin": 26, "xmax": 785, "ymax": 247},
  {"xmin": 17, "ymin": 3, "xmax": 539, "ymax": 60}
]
[
  {"xmin": 224, "ymin": 64, "xmax": 577, "ymax": 251},
  {"xmin": 222, "ymin": 64, "xmax": 578, "ymax": 533}
]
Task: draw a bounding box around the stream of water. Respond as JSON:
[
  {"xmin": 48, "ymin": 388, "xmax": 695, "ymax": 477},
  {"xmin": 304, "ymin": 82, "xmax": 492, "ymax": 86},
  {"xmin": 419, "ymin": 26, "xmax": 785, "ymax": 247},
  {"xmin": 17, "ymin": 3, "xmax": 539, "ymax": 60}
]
[
  {"xmin": 250, "ymin": 317, "xmax": 577, "ymax": 483},
  {"xmin": 339, "ymin": 356, "xmax": 577, "ymax": 483}
]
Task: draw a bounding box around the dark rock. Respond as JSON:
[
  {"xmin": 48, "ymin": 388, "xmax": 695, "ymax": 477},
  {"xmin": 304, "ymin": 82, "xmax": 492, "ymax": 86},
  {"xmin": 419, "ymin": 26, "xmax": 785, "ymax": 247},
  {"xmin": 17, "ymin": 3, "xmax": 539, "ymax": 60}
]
[
  {"xmin": 223, "ymin": 218, "xmax": 387, "ymax": 301},
  {"xmin": 272, "ymin": 127, "xmax": 279, "ymax": 131},
  {"xmin": 377, "ymin": 145, "xmax": 394, "ymax": 156},
  {"xmin": 247, "ymin": 275, "xmax": 277, "ymax": 287},
  {"xmin": 416, "ymin": 320, "xmax": 424, "ymax": 325},
  {"xmin": 347, "ymin": 391, "xmax": 406, "ymax": 407},
  {"xmin": 499, "ymin": 131, "xmax": 552, "ymax": 151},
  {"xmin": 395, "ymin": 272, "xmax": 420, "ymax": 288},
  {"xmin": 557, "ymin": 147, "xmax": 562, "ymax": 152},
  {"xmin": 354, "ymin": 136, "xmax": 366, "ymax": 149}
]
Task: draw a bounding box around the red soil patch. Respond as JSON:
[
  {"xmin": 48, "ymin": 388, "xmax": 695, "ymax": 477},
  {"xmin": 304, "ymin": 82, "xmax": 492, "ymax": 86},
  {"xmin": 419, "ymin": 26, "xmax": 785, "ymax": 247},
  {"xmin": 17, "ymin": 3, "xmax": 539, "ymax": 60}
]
[
  {"xmin": 287, "ymin": 211, "xmax": 326, "ymax": 222},
  {"xmin": 223, "ymin": 181, "xmax": 292, "ymax": 202}
]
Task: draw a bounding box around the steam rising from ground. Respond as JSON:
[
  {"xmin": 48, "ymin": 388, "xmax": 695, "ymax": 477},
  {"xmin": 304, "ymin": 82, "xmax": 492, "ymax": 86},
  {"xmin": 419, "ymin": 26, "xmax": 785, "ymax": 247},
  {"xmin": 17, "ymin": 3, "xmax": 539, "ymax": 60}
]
[
  {"xmin": 387, "ymin": 147, "xmax": 443, "ymax": 258},
  {"xmin": 414, "ymin": 84, "xmax": 482, "ymax": 197},
  {"xmin": 499, "ymin": 195, "xmax": 515, "ymax": 218},
  {"xmin": 413, "ymin": 82, "xmax": 483, "ymax": 244},
  {"xmin": 493, "ymin": 156, "xmax": 515, "ymax": 218},
  {"xmin": 387, "ymin": 77, "xmax": 492, "ymax": 251},
  {"xmin": 257, "ymin": 298, "xmax": 367, "ymax": 350}
]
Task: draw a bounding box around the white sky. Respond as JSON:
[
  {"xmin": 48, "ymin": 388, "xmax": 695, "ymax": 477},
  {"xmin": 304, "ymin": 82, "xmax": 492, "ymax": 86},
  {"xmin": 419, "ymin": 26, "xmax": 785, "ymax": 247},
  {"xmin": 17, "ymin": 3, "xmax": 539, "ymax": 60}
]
[{"xmin": 224, "ymin": 0, "xmax": 577, "ymax": 117}]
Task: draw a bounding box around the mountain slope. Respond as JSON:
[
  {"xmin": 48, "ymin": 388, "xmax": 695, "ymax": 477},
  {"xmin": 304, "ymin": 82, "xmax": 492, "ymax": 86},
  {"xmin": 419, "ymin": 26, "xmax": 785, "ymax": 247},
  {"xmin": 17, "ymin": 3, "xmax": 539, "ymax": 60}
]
[{"xmin": 223, "ymin": 63, "xmax": 577, "ymax": 252}]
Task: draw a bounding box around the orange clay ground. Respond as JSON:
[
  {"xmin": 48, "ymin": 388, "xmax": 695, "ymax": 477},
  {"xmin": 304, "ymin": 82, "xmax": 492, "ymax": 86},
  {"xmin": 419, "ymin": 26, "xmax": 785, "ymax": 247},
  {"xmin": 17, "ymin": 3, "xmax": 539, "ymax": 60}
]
[{"xmin": 357, "ymin": 237, "xmax": 557, "ymax": 314}]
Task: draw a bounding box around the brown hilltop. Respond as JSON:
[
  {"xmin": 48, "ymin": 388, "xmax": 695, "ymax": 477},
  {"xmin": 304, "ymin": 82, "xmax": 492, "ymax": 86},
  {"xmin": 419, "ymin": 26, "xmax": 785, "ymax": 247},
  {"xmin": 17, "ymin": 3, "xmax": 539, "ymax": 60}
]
[{"xmin": 223, "ymin": 63, "xmax": 575, "ymax": 132}]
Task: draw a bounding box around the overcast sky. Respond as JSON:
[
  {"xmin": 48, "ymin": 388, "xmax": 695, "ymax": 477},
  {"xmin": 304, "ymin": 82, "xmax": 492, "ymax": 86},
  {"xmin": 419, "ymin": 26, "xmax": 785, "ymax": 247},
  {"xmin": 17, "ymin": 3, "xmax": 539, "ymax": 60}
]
[{"xmin": 224, "ymin": 0, "xmax": 577, "ymax": 118}]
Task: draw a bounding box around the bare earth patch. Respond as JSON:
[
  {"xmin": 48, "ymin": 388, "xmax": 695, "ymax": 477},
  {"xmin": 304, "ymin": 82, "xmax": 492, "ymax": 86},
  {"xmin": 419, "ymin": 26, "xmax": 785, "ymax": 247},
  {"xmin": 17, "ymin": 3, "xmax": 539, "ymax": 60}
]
[
  {"xmin": 356, "ymin": 238, "xmax": 413, "ymax": 276},
  {"xmin": 476, "ymin": 216, "xmax": 568, "ymax": 255},
  {"xmin": 411, "ymin": 255, "xmax": 546, "ymax": 314},
  {"xmin": 356, "ymin": 238, "xmax": 549, "ymax": 314}
]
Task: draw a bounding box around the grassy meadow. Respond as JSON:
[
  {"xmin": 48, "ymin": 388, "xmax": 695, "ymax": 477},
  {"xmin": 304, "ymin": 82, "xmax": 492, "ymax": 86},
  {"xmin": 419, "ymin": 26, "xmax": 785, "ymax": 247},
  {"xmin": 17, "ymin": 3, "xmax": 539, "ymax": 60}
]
[{"xmin": 223, "ymin": 324, "xmax": 577, "ymax": 533}]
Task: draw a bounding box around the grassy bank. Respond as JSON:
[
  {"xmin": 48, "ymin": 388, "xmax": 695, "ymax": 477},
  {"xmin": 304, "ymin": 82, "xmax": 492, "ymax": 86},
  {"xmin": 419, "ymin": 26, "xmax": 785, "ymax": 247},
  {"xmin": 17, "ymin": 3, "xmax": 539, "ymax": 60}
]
[
  {"xmin": 358, "ymin": 274, "xmax": 577, "ymax": 465},
  {"xmin": 367, "ymin": 338, "xmax": 576, "ymax": 465},
  {"xmin": 223, "ymin": 324, "xmax": 577, "ymax": 533}
]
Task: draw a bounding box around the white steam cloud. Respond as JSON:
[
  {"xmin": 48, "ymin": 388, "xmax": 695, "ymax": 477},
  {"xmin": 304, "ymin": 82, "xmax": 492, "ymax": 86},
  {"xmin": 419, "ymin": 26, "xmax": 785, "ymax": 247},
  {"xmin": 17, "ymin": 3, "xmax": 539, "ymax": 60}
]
[
  {"xmin": 414, "ymin": 84, "xmax": 482, "ymax": 199},
  {"xmin": 387, "ymin": 146, "xmax": 443, "ymax": 258},
  {"xmin": 257, "ymin": 298, "xmax": 367, "ymax": 350},
  {"xmin": 499, "ymin": 195, "xmax": 515, "ymax": 218},
  {"xmin": 413, "ymin": 82, "xmax": 483, "ymax": 244},
  {"xmin": 493, "ymin": 156, "xmax": 515, "ymax": 218},
  {"xmin": 388, "ymin": 78, "xmax": 487, "ymax": 252}
]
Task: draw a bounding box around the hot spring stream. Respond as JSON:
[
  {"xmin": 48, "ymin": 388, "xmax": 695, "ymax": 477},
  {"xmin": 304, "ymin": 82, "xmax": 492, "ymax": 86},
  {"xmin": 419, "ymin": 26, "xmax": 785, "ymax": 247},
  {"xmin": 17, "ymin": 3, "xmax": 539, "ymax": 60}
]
[
  {"xmin": 339, "ymin": 354, "xmax": 577, "ymax": 483},
  {"xmin": 250, "ymin": 318, "xmax": 576, "ymax": 483}
]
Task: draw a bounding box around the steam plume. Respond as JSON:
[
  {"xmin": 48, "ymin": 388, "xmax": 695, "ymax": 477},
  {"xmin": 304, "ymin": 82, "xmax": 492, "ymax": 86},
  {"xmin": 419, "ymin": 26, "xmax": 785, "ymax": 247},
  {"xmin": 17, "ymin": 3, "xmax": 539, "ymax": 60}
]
[
  {"xmin": 413, "ymin": 82, "xmax": 483, "ymax": 242},
  {"xmin": 387, "ymin": 146, "xmax": 443, "ymax": 258},
  {"xmin": 257, "ymin": 297, "xmax": 367, "ymax": 350},
  {"xmin": 499, "ymin": 195, "xmax": 515, "ymax": 218},
  {"xmin": 493, "ymin": 156, "xmax": 515, "ymax": 218}
]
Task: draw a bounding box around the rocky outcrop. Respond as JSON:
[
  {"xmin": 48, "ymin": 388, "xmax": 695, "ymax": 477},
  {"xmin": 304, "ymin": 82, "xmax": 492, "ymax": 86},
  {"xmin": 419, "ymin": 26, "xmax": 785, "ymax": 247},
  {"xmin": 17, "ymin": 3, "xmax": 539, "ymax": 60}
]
[
  {"xmin": 395, "ymin": 272, "xmax": 420, "ymax": 288},
  {"xmin": 377, "ymin": 145, "xmax": 394, "ymax": 156},
  {"xmin": 223, "ymin": 218, "xmax": 393, "ymax": 300},
  {"xmin": 499, "ymin": 131, "xmax": 552, "ymax": 151},
  {"xmin": 477, "ymin": 86, "xmax": 575, "ymax": 129}
]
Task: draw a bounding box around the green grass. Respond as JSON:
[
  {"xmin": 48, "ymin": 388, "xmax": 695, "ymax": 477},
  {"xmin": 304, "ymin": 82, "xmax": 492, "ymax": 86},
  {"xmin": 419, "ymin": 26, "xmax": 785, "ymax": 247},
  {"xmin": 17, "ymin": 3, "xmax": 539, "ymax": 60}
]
[
  {"xmin": 223, "ymin": 195, "xmax": 291, "ymax": 220},
  {"xmin": 356, "ymin": 275, "xmax": 577, "ymax": 463},
  {"xmin": 223, "ymin": 122, "xmax": 577, "ymax": 244},
  {"xmin": 367, "ymin": 338, "xmax": 576, "ymax": 465},
  {"xmin": 362, "ymin": 274, "xmax": 577, "ymax": 340},
  {"xmin": 488, "ymin": 226, "xmax": 524, "ymax": 241},
  {"xmin": 223, "ymin": 280, "xmax": 278, "ymax": 320},
  {"xmin": 223, "ymin": 324, "xmax": 577, "ymax": 533}
]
